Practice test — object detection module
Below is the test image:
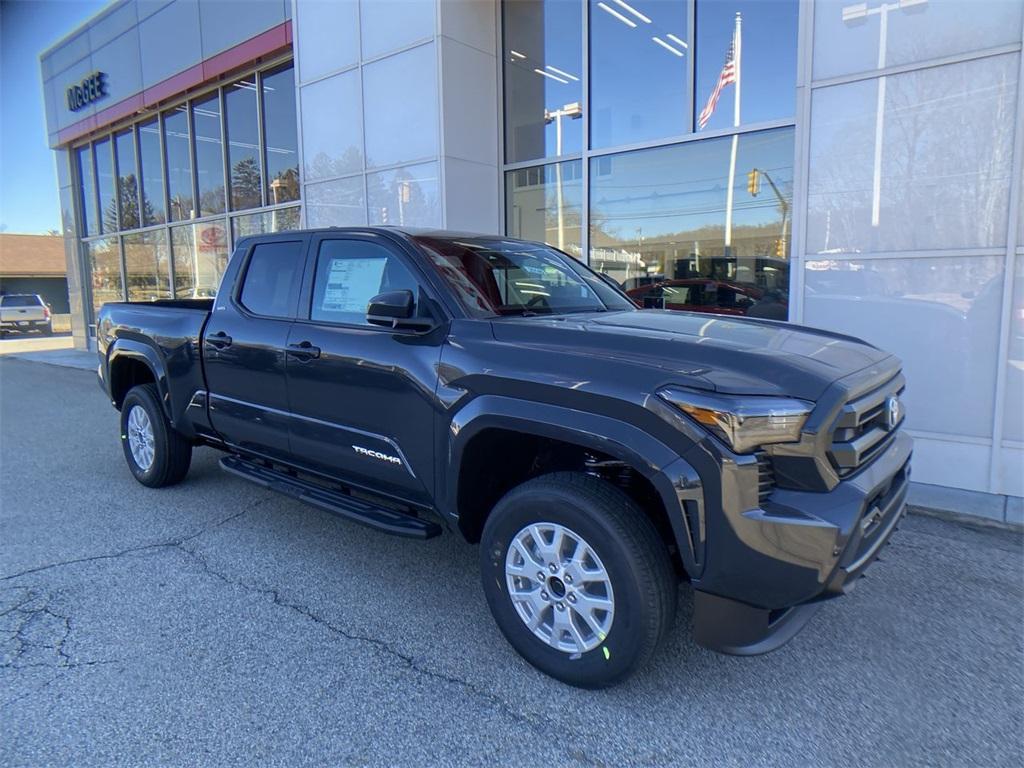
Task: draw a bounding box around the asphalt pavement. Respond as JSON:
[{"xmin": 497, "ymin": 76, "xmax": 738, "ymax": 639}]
[{"xmin": 1, "ymin": 358, "xmax": 1022, "ymax": 767}]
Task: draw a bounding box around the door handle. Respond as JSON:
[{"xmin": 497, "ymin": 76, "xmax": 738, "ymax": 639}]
[
  {"xmin": 287, "ymin": 341, "xmax": 321, "ymax": 360},
  {"xmin": 207, "ymin": 331, "xmax": 233, "ymax": 349}
]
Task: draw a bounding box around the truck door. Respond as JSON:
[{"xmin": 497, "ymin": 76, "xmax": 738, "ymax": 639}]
[
  {"xmin": 203, "ymin": 235, "xmax": 308, "ymax": 460},
  {"xmin": 283, "ymin": 232, "xmax": 444, "ymax": 505}
]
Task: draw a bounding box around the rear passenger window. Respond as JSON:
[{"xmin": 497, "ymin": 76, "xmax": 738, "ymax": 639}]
[
  {"xmin": 239, "ymin": 241, "xmax": 304, "ymax": 318},
  {"xmin": 310, "ymin": 239, "xmax": 419, "ymax": 325}
]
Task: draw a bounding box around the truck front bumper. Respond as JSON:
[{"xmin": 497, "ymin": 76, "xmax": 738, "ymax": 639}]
[{"xmin": 690, "ymin": 430, "xmax": 912, "ymax": 655}]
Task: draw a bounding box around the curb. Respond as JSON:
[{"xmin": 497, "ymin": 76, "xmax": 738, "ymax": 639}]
[{"xmin": 907, "ymin": 504, "xmax": 1024, "ymax": 534}]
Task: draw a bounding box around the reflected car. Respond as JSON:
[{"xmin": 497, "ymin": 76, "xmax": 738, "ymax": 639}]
[{"xmin": 626, "ymin": 279, "xmax": 788, "ymax": 319}]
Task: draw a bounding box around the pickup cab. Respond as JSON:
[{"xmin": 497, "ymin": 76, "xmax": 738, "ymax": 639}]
[{"xmin": 97, "ymin": 227, "xmax": 911, "ymax": 688}]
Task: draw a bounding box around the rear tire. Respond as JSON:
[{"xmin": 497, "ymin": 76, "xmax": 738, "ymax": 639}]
[
  {"xmin": 480, "ymin": 472, "xmax": 677, "ymax": 688},
  {"xmin": 120, "ymin": 383, "xmax": 192, "ymax": 488}
]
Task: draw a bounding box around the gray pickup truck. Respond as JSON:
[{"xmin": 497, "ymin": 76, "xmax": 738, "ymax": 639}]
[{"xmin": 97, "ymin": 227, "xmax": 911, "ymax": 688}]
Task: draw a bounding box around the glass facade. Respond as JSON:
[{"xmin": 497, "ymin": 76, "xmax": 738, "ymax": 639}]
[
  {"xmin": 75, "ymin": 146, "xmax": 97, "ymax": 237},
  {"xmin": 590, "ymin": 0, "xmax": 689, "ymax": 148},
  {"xmin": 137, "ymin": 119, "xmax": 166, "ymax": 226},
  {"xmin": 163, "ymin": 106, "xmax": 193, "ymax": 222},
  {"xmin": 503, "ymin": 0, "xmax": 583, "ymax": 162},
  {"xmin": 506, "ymin": 160, "xmax": 583, "ymax": 258},
  {"xmin": 502, "ymin": 0, "xmax": 799, "ymax": 317},
  {"xmin": 114, "ymin": 130, "xmax": 140, "ymax": 231},
  {"xmin": 74, "ymin": 61, "xmax": 300, "ymax": 322},
  {"xmin": 590, "ymin": 128, "xmax": 794, "ymax": 309},
  {"xmin": 171, "ymin": 221, "xmax": 230, "ymax": 299},
  {"xmin": 192, "ymin": 92, "xmax": 226, "ymax": 216},
  {"xmin": 225, "ymin": 77, "xmax": 263, "ymax": 211},
  {"xmin": 94, "ymin": 137, "xmax": 116, "ymax": 235},
  {"xmin": 123, "ymin": 230, "xmax": 172, "ymax": 302}
]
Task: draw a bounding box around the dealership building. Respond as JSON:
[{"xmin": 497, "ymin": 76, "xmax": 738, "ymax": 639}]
[{"xmin": 40, "ymin": 0, "xmax": 1023, "ymax": 521}]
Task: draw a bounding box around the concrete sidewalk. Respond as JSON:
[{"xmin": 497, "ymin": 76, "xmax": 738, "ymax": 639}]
[
  {"xmin": 2, "ymin": 348, "xmax": 96, "ymax": 371},
  {"xmin": 0, "ymin": 336, "xmax": 95, "ymax": 371}
]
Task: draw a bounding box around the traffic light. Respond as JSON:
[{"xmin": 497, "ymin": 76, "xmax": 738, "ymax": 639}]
[
  {"xmin": 775, "ymin": 238, "xmax": 786, "ymax": 257},
  {"xmin": 747, "ymin": 169, "xmax": 760, "ymax": 196}
]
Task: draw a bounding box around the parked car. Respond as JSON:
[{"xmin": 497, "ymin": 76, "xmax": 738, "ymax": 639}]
[
  {"xmin": 96, "ymin": 228, "xmax": 910, "ymax": 688},
  {"xmin": 627, "ymin": 278, "xmax": 789, "ymax": 319},
  {"xmin": 0, "ymin": 294, "xmax": 52, "ymax": 336}
]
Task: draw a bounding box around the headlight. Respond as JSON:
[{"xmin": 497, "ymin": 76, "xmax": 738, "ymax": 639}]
[{"xmin": 657, "ymin": 387, "xmax": 812, "ymax": 454}]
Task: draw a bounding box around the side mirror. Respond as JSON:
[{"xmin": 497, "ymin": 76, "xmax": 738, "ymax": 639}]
[{"xmin": 366, "ymin": 290, "xmax": 434, "ymax": 330}]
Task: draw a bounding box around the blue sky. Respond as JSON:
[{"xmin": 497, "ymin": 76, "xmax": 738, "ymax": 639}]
[{"xmin": 1, "ymin": 0, "xmax": 107, "ymax": 234}]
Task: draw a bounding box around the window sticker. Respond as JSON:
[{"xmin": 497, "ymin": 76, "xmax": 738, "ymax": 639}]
[{"xmin": 321, "ymin": 257, "xmax": 387, "ymax": 313}]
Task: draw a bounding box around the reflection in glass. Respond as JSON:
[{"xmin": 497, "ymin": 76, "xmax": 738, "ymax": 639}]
[
  {"xmin": 589, "ymin": 128, "xmax": 794, "ymax": 317},
  {"xmin": 115, "ymin": 130, "xmax": 140, "ymax": 230},
  {"xmin": 193, "ymin": 92, "xmax": 226, "ymax": 216},
  {"xmin": 123, "ymin": 230, "xmax": 172, "ymax": 302},
  {"xmin": 1004, "ymin": 255, "xmax": 1024, "ymax": 444},
  {"xmin": 590, "ymin": 0, "xmax": 689, "ymax": 149},
  {"xmin": 230, "ymin": 207, "xmax": 301, "ymax": 241},
  {"xmin": 360, "ymin": 0, "xmax": 435, "ymax": 59},
  {"xmin": 367, "ymin": 162, "xmax": 440, "ymax": 228},
  {"xmin": 363, "ymin": 44, "xmax": 438, "ymax": 168},
  {"xmin": 813, "ymin": 0, "xmax": 1023, "ymax": 81},
  {"xmin": 803, "ymin": 256, "xmax": 1003, "ymax": 438},
  {"xmin": 301, "ymin": 70, "xmax": 363, "ymax": 181},
  {"xmin": 505, "ymin": 160, "xmax": 583, "ymax": 258},
  {"xmin": 87, "ymin": 237, "xmax": 122, "ymax": 320},
  {"xmin": 76, "ymin": 145, "xmax": 98, "ymax": 237},
  {"xmin": 305, "ymin": 177, "xmax": 366, "ymax": 227},
  {"xmin": 296, "ymin": 0, "xmax": 358, "ymax": 82},
  {"xmin": 807, "ymin": 54, "xmax": 1017, "ymax": 255},
  {"xmin": 225, "ymin": 78, "xmax": 263, "ymax": 211},
  {"xmin": 163, "ymin": 106, "xmax": 194, "ymax": 222},
  {"xmin": 694, "ymin": 0, "xmax": 797, "ymax": 133},
  {"xmin": 171, "ymin": 221, "xmax": 229, "ymax": 298},
  {"xmin": 262, "ymin": 65, "xmax": 300, "ymax": 205},
  {"xmin": 95, "ymin": 137, "xmax": 116, "ymax": 235},
  {"xmin": 503, "ymin": 0, "xmax": 583, "ymax": 163},
  {"xmin": 138, "ymin": 119, "xmax": 166, "ymax": 225}
]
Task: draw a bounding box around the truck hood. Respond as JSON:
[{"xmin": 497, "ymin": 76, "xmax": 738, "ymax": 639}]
[{"xmin": 489, "ymin": 310, "xmax": 893, "ymax": 401}]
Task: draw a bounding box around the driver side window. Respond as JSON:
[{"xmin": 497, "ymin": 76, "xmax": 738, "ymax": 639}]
[{"xmin": 310, "ymin": 239, "xmax": 419, "ymax": 326}]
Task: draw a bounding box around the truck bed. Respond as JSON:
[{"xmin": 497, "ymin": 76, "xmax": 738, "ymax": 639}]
[{"xmin": 96, "ymin": 299, "xmax": 215, "ymax": 439}]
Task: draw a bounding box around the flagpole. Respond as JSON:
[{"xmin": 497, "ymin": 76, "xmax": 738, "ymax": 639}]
[{"xmin": 724, "ymin": 12, "xmax": 741, "ymax": 251}]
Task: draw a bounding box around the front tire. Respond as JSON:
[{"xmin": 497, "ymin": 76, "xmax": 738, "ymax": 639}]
[
  {"xmin": 480, "ymin": 472, "xmax": 677, "ymax": 688},
  {"xmin": 120, "ymin": 383, "xmax": 192, "ymax": 487}
]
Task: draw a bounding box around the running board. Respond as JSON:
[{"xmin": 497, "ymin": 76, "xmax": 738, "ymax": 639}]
[{"xmin": 220, "ymin": 455, "xmax": 441, "ymax": 539}]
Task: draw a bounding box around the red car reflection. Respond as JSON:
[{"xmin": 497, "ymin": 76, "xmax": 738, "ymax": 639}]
[{"xmin": 626, "ymin": 279, "xmax": 788, "ymax": 319}]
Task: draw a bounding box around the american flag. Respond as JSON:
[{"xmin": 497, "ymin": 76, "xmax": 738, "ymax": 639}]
[{"xmin": 698, "ymin": 34, "xmax": 738, "ymax": 130}]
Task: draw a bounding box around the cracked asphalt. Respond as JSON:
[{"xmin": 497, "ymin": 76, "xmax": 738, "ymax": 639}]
[{"xmin": 1, "ymin": 358, "xmax": 1022, "ymax": 767}]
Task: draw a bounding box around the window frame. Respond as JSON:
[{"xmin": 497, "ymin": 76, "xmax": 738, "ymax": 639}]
[
  {"xmin": 295, "ymin": 232, "xmax": 451, "ymax": 332},
  {"xmin": 232, "ymin": 235, "xmax": 310, "ymax": 321}
]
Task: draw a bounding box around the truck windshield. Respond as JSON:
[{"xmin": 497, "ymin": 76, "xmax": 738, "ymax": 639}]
[
  {"xmin": 1, "ymin": 295, "xmax": 42, "ymax": 307},
  {"xmin": 414, "ymin": 236, "xmax": 634, "ymax": 318}
]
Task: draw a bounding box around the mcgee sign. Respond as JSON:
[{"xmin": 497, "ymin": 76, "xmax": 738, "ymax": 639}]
[{"xmin": 67, "ymin": 71, "xmax": 107, "ymax": 111}]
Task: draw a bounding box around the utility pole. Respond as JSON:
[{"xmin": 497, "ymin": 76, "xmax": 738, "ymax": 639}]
[
  {"xmin": 544, "ymin": 102, "xmax": 582, "ymax": 250},
  {"xmin": 724, "ymin": 12, "xmax": 742, "ymax": 252}
]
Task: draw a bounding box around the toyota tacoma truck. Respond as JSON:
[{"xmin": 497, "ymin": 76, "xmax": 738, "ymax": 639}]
[{"xmin": 96, "ymin": 227, "xmax": 911, "ymax": 688}]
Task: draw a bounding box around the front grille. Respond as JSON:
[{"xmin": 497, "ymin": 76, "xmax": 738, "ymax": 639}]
[
  {"xmin": 756, "ymin": 451, "xmax": 775, "ymax": 503},
  {"xmin": 829, "ymin": 371, "xmax": 905, "ymax": 477}
]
